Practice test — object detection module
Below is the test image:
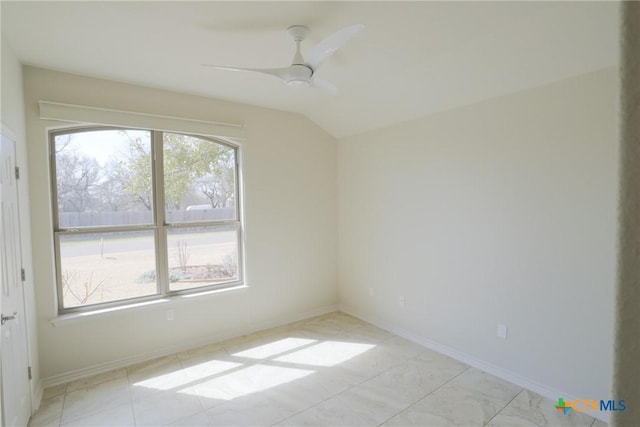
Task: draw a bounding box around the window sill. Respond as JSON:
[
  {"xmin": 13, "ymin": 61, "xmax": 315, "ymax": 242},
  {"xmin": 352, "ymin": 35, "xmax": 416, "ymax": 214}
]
[{"xmin": 50, "ymin": 284, "xmax": 249, "ymax": 327}]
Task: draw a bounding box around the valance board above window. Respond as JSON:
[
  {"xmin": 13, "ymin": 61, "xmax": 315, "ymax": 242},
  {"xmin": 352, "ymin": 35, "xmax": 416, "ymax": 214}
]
[{"xmin": 38, "ymin": 101, "xmax": 244, "ymax": 141}]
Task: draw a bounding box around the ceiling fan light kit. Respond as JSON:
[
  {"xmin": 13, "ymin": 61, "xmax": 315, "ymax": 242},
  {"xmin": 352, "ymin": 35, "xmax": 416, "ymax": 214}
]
[
  {"xmin": 284, "ymin": 64, "xmax": 313, "ymax": 87},
  {"xmin": 203, "ymin": 23, "xmax": 364, "ymax": 94}
]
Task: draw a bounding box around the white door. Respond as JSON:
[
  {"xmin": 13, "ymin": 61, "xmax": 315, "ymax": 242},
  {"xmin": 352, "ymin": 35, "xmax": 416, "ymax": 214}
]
[{"xmin": 1, "ymin": 129, "xmax": 32, "ymax": 427}]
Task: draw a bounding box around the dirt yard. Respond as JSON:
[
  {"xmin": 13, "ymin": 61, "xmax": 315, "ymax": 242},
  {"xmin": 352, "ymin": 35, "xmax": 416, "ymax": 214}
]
[{"xmin": 60, "ymin": 231, "xmax": 238, "ymax": 308}]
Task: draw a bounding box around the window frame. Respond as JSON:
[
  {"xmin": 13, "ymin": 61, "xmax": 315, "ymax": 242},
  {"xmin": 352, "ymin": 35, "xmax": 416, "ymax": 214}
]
[{"xmin": 50, "ymin": 125, "xmax": 245, "ymax": 314}]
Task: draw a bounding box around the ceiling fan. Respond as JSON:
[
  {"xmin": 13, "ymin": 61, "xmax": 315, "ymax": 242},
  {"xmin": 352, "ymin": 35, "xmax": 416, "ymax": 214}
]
[{"xmin": 203, "ymin": 24, "xmax": 364, "ymax": 94}]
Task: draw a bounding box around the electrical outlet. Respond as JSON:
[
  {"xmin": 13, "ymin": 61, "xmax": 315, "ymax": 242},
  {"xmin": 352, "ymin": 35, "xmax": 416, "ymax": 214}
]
[
  {"xmin": 399, "ymin": 296, "xmax": 405, "ymax": 307},
  {"xmin": 497, "ymin": 324, "xmax": 507, "ymax": 339},
  {"xmin": 368, "ymin": 287, "xmax": 374, "ymax": 297},
  {"xmin": 167, "ymin": 309, "xmax": 174, "ymax": 321}
]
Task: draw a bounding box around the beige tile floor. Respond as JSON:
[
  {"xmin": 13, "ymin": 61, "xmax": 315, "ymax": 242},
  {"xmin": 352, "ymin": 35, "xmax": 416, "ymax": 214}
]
[{"xmin": 29, "ymin": 312, "xmax": 605, "ymax": 427}]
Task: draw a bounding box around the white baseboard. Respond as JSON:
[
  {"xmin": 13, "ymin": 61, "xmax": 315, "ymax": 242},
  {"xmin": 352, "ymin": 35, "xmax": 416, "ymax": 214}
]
[
  {"xmin": 339, "ymin": 305, "xmax": 610, "ymax": 424},
  {"xmin": 41, "ymin": 304, "xmax": 338, "ymax": 389}
]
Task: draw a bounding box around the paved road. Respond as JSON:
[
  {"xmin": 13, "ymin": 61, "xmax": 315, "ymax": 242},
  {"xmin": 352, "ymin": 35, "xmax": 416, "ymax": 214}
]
[{"xmin": 60, "ymin": 231, "xmax": 236, "ymax": 257}]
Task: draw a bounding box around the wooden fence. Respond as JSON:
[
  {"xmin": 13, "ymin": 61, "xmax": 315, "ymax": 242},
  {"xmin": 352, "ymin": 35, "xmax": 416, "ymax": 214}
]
[{"xmin": 58, "ymin": 207, "xmax": 236, "ymax": 227}]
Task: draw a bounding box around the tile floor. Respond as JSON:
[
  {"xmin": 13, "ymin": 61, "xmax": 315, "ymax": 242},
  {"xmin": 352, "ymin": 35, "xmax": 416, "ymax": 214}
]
[{"xmin": 29, "ymin": 312, "xmax": 605, "ymax": 427}]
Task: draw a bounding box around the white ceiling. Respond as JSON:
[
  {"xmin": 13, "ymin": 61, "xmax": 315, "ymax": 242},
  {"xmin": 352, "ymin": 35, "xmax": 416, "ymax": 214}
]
[{"xmin": 1, "ymin": 1, "xmax": 619, "ymax": 138}]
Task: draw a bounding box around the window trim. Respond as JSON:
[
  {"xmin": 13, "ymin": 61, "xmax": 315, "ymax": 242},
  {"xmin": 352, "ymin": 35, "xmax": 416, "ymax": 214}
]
[{"xmin": 50, "ymin": 125, "xmax": 245, "ymax": 314}]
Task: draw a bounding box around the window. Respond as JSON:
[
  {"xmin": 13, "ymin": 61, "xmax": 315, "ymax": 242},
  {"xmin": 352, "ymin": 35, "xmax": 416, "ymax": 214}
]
[{"xmin": 51, "ymin": 127, "xmax": 243, "ymax": 312}]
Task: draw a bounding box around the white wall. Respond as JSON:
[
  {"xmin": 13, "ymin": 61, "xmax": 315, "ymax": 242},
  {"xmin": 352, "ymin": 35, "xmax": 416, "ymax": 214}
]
[
  {"xmin": 23, "ymin": 67, "xmax": 338, "ymax": 379},
  {"xmin": 338, "ymin": 68, "xmax": 618, "ymax": 400},
  {"xmin": 1, "ymin": 38, "xmax": 41, "ymax": 405}
]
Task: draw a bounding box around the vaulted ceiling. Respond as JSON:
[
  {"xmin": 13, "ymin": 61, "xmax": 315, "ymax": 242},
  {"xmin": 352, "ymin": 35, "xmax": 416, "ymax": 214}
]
[{"xmin": 1, "ymin": 1, "xmax": 619, "ymax": 138}]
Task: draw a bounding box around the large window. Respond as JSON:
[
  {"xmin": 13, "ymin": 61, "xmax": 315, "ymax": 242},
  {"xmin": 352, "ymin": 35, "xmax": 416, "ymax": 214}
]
[{"xmin": 50, "ymin": 127, "xmax": 242, "ymax": 312}]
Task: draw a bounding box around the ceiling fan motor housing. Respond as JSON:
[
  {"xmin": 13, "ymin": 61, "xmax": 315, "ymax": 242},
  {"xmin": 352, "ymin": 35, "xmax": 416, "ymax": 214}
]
[{"xmin": 285, "ymin": 64, "xmax": 313, "ymax": 87}]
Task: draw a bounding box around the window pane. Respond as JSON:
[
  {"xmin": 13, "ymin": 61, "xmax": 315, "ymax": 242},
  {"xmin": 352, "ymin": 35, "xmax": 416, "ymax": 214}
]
[
  {"xmin": 167, "ymin": 225, "xmax": 239, "ymax": 291},
  {"xmin": 59, "ymin": 231, "xmax": 158, "ymax": 308},
  {"xmin": 54, "ymin": 129, "xmax": 153, "ymax": 227},
  {"xmin": 163, "ymin": 133, "xmax": 236, "ymax": 222}
]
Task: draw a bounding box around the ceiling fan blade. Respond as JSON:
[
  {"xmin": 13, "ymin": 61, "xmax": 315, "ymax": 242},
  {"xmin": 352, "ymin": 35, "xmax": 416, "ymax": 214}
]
[
  {"xmin": 311, "ymin": 78, "xmax": 338, "ymax": 95},
  {"xmin": 202, "ymin": 64, "xmax": 290, "ymax": 80},
  {"xmin": 305, "ymin": 23, "xmax": 364, "ymax": 71}
]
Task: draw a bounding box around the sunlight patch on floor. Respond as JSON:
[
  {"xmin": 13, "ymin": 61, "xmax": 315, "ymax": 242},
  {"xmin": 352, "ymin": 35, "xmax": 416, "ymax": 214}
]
[
  {"xmin": 130, "ymin": 337, "xmax": 375, "ymax": 397},
  {"xmin": 274, "ymin": 341, "xmax": 375, "ymax": 367},
  {"xmin": 132, "ymin": 369, "xmax": 194, "ymax": 391},
  {"xmin": 178, "ymin": 364, "xmax": 314, "ymax": 401},
  {"xmin": 231, "ymin": 337, "xmax": 316, "ymax": 359},
  {"xmin": 181, "ymin": 360, "xmax": 243, "ymax": 380},
  {"xmin": 133, "ymin": 360, "xmax": 241, "ymax": 391}
]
